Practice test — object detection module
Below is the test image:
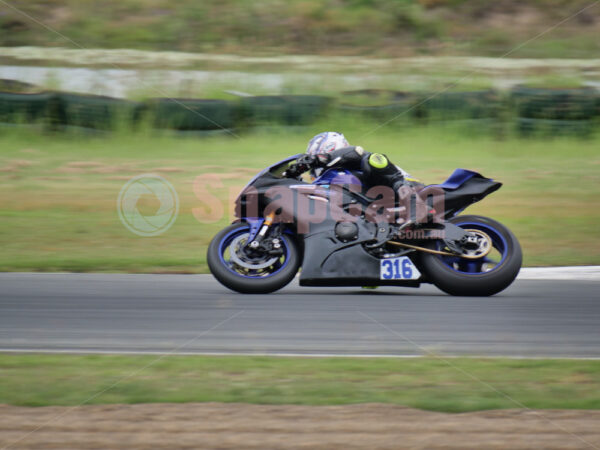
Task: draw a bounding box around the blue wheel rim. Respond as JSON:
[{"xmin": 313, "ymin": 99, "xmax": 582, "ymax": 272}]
[
  {"xmin": 438, "ymin": 221, "xmax": 508, "ymax": 275},
  {"xmin": 218, "ymin": 226, "xmax": 290, "ymax": 279}
]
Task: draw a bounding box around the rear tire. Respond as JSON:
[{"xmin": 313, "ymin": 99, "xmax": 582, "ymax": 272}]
[
  {"xmin": 420, "ymin": 215, "xmax": 522, "ymax": 296},
  {"xmin": 207, "ymin": 222, "xmax": 300, "ymax": 294}
]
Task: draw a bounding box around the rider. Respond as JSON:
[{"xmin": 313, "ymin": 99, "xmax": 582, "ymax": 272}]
[
  {"xmin": 284, "ymin": 131, "xmax": 433, "ymax": 226},
  {"xmin": 285, "ymin": 131, "xmax": 420, "ymax": 192}
]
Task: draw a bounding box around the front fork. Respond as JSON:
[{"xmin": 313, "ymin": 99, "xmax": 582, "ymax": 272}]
[{"xmin": 246, "ymin": 212, "xmax": 283, "ymax": 254}]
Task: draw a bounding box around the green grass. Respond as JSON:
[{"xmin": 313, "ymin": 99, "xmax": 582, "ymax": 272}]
[
  {"xmin": 0, "ymin": 122, "xmax": 599, "ymax": 272},
  {"xmin": 0, "ymin": 354, "xmax": 599, "ymax": 412},
  {"xmin": 1, "ymin": 0, "xmax": 599, "ymax": 58}
]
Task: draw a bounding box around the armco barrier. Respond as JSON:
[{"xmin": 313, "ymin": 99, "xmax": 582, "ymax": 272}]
[
  {"xmin": 55, "ymin": 93, "xmax": 140, "ymax": 130},
  {"xmin": 337, "ymin": 90, "xmax": 417, "ymax": 122},
  {"xmin": 419, "ymin": 90, "xmax": 502, "ymax": 120},
  {"xmin": 336, "ymin": 102, "xmax": 416, "ymax": 122},
  {"xmin": 0, "ymin": 83, "xmax": 598, "ymax": 134},
  {"xmin": 511, "ymin": 86, "xmax": 597, "ymax": 121},
  {"xmin": 516, "ymin": 117, "xmax": 594, "ymax": 137},
  {"xmin": 146, "ymin": 98, "xmax": 237, "ymax": 131},
  {"xmin": 511, "ymin": 86, "xmax": 598, "ymax": 136},
  {"xmin": 284, "ymin": 95, "xmax": 332, "ymax": 125},
  {"xmin": 239, "ymin": 95, "xmax": 331, "ymax": 125},
  {"xmin": 0, "ymin": 91, "xmax": 57, "ymax": 125}
]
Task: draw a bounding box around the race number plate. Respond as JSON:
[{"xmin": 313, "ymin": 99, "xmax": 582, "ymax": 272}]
[{"xmin": 380, "ymin": 257, "xmax": 421, "ymax": 281}]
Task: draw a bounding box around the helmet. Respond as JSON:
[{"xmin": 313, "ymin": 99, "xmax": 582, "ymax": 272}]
[{"xmin": 306, "ymin": 132, "xmax": 349, "ymax": 157}]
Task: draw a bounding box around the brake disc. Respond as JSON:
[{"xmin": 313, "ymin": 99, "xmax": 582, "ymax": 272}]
[{"xmin": 229, "ymin": 234, "xmax": 279, "ymax": 270}]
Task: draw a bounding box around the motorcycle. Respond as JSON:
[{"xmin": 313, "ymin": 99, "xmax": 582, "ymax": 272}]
[{"xmin": 207, "ymin": 155, "xmax": 522, "ymax": 296}]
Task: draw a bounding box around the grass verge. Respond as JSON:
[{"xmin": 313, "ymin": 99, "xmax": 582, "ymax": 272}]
[
  {"xmin": 0, "ymin": 122, "xmax": 599, "ymax": 272},
  {"xmin": 1, "ymin": 0, "xmax": 599, "ymax": 58},
  {"xmin": 0, "ymin": 353, "xmax": 599, "ymax": 413}
]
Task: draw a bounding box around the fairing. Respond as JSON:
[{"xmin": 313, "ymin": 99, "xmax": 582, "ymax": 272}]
[
  {"xmin": 233, "ymin": 161, "xmax": 502, "ymax": 287},
  {"xmin": 430, "ymin": 169, "xmax": 502, "ymax": 218}
]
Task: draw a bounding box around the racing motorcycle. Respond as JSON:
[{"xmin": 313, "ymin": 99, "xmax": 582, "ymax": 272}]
[{"xmin": 207, "ymin": 155, "xmax": 522, "ymax": 296}]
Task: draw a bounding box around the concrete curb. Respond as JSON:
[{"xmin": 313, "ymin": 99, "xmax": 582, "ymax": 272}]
[{"xmin": 518, "ymin": 266, "xmax": 600, "ymax": 281}]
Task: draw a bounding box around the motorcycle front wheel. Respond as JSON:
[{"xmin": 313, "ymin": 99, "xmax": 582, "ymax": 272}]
[
  {"xmin": 420, "ymin": 215, "xmax": 522, "ymax": 296},
  {"xmin": 207, "ymin": 222, "xmax": 300, "ymax": 294}
]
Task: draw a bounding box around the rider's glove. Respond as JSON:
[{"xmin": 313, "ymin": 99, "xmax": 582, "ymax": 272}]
[
  {"xmin": 297, "ymin": 154, "xmax": 317, "ymax": 167},
  {"xmin": 284, "ymin": 163, "xmax": 302, "ymax": 178},
  {"xmin": 284, "ymin": 154, "xmax": 321, "ymax": 178}
]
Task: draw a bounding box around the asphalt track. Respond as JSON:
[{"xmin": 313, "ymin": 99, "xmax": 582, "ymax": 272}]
[{"xmin": 1, "ymin": 271, "xmax": 599, "ymax": 358}]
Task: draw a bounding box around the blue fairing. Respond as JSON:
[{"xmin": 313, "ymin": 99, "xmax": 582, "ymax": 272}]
[
  {"xmin": 434, "ymin": 169, "xmax": 482, "ymax": 190},
  {"xmin": 314, "ymin": 169, "xmax": 362, "ymax": 187},
  {"xmin": 427, "ymin": 169, "xmax": 501, "ymax": 218}
]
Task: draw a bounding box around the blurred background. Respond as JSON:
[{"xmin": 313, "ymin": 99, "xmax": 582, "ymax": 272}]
[
  {"xmin": 0, "ymin": 0, "xmax": 599, "ymax": 272},
  {"xmin": 1, "ymin": 3, "xmax": 600, "ymax": 448}
]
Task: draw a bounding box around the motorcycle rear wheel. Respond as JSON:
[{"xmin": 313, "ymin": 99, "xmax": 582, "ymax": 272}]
[{"xmin": 420, "ymin": 215, "xmax": 522, "ymax": 296}]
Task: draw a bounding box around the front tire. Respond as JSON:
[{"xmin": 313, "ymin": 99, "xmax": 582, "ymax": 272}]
[
  {"xmin": 207, "ymin": 222, "xmax": 300, "ymax": 294},
  {"xmin": 420, "ymin": 215, "xmax": 522, "ymax": 296}
]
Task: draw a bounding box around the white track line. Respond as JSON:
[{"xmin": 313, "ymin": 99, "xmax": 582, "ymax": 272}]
[
  {"xmin": 518, "ymin": 266, "xmax": 600, "ymax": 281},
  {"xmin": 1, "ymin": 348, "xmax": 600, "ymax": 360},
  {"xmin": 1, "ymin": 266, "xmax": 600, "ymax": 281}
]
